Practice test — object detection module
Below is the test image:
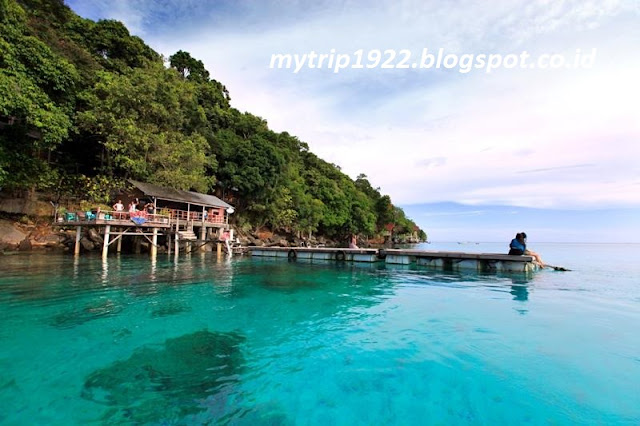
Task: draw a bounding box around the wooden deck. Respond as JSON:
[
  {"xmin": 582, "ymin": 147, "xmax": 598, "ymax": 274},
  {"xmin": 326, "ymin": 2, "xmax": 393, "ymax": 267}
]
[{"xmin": 53, "ymin": 208, "xmax": 232, "ymax": 258}]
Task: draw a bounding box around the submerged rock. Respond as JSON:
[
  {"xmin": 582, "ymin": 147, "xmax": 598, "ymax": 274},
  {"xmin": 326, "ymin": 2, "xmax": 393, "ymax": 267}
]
[
  {"xmin": 51, "ymin": 300, "xmax": 123, "ymax": 328},
  {"xmin": 151, "ymin": 302, "xmax": 192, "ymax": 318},
  {"xmin": 82, "ymin": 330, "xmax": 245, "ymax": 424}
]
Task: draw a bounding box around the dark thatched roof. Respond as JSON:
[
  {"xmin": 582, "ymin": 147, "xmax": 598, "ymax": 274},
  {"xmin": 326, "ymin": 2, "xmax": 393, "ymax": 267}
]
[{"xmin": 129, "ymin": 180, "xmax": 232, "ymax": 209}]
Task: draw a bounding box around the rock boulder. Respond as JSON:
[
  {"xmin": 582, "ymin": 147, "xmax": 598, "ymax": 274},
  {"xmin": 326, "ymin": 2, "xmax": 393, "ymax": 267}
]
[
  {"xmin": 0, "ymin": 220, "xmax": 28, "ymax": 245},
  {"xmin": 18, "ymin": 238, "xmax": 32, "ymax": 251},
  {"xmin": 87, "ymin": 228, "xmax": 104, "ymax": 245},
  {"xmin": 80, "ymin": 237, "xmax": 95, "ymax": 251}
]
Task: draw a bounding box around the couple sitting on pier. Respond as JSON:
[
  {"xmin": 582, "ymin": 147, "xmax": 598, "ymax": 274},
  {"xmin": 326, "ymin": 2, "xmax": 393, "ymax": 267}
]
[{"xmin": 509, "ymin": 232, "xmax": 545, "ymax": 268}]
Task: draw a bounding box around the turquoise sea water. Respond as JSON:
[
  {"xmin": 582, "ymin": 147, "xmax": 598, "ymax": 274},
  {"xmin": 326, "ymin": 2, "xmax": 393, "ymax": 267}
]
[{"xmin": 1, "ymin": 242, "xmax": 639, "ymax": 425}]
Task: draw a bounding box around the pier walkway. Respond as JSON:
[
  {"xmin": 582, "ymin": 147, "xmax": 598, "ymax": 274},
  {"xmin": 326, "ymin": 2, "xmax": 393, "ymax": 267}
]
[{"xmin": 249, "ymin": 247, "xmax": 538, "ymax": 272}]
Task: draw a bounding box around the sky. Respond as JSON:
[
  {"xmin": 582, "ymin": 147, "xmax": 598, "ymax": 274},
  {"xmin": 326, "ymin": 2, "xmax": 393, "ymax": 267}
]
[{"xmin": 66, "ymin": 0, "xmax": 640, "ymax": 242}]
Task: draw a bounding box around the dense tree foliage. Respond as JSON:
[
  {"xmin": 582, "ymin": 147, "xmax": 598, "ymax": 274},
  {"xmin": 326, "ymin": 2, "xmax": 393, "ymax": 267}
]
[{"xmin": 0, "ymin": 0, "xmax": 426, "ymax": 242}]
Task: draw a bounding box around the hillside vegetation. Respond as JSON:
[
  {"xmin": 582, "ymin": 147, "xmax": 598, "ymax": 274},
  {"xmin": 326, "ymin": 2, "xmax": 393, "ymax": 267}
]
[{"xmin": 0, "ymin": 0, "xmax": 426, "ymax": 242}]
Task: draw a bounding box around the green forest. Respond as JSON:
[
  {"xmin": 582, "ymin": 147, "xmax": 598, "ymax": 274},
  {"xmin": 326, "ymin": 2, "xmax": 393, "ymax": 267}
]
[{"xmin": 0, "ymin": 0, "xmax": 426, "ymax": 242}]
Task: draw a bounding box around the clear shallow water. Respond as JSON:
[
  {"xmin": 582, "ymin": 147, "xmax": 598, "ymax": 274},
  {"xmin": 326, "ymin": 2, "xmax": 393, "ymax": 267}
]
[{"xmin": 0, "ymin": 243, "xmax": 639, "ymax": 425}]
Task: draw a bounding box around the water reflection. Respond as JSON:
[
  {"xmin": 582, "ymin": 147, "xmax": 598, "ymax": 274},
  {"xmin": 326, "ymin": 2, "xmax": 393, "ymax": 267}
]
[
  {"xmin": 73, "ymin": 255, "xmax": 79, "ymax": 281},
  {"xmin": 510, "ymin": 283, "xmax": 529, "ymax": 302},
  {"xmin": 0, "ymin": 253, "xmax": 543, "ymax": 310},
  {"xmin": 101, "ymin": 258, "xmax": 108, "ymax": 284},
  {"xmin": 150, "ymin": 256, "xmax": 157, "ymax": 283},
  {"xmin": 509, "ymin": 275, "xmax": 532, "ymax": 301},
  {"xmin": 509, "ymin": 275, "xmax": 532, "ymax": 315},
  {"xmin": 172, "ymin": 252, "xmax": 180, "ymax": 281}
]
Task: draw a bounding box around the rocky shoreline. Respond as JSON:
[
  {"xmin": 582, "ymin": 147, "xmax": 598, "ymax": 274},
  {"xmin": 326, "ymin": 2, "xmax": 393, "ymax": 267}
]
[
  {"xmin": 0, "ymin": 215, "xmax": 418, "ymax": 255},
  {"xmin": 0, "ymin": 216, "xmax": 343, "ymax": 254},
  {"xmin": 0, "ymin": 217, "xmax": 74, "ymax": 253}
]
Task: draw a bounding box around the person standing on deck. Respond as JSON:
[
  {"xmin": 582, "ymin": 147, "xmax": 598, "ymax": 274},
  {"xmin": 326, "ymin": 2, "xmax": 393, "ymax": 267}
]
[
  {"xmin": 128, "ymin": 200, "xmax": 137, "ymax": 213},
  {"xmin": 112, "ymin": 200, "xmax": 124, "ymax": 218}
]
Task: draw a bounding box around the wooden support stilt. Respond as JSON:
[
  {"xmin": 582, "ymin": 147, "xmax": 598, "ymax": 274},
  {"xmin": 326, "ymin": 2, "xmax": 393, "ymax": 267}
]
[
  {"xmin": 74, "ymin": 226, "xmax": 81, "ymax": 255},
  {"xmin": 134, "ymin": 236, "xmax": 141, "ymax": 254},
  {"xmin": 175, "ymin": 218, "xmax": 180, "ymax": 255},
  {"xmin": 151, "ymin": 227, "xmax": 158, "ymax": 258},
  {"xmin": 168, "ymin": 232, "xmax": 172, "ymax": 256},
  {"xmin": 102, "ymin": 224, "xmax": 110, "ymax": 258},
  {"xmin": 200, "ymin": 226, "xmax": 206, "ymax": 252},
  {"xmin": 116, "ymin": 228, "xmax": 122, "ymax": 253},
  {"xmin": 217, "ymin": 243, "xmax": 222, "ymax": 257}
]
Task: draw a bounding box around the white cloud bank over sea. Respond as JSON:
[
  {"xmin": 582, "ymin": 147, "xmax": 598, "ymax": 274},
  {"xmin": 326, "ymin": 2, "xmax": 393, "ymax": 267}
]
[{"xmin": 67, "ymin": 0, "xmax": 640, "ymax": 242}]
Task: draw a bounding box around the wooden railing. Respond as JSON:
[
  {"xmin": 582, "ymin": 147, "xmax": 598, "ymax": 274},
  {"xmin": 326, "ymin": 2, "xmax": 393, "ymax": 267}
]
[
  {"xmin": 60, "ymin": 210, "xmax": 170, "ymax": 225},
  {"xmin": 58, "ymin": 207, "xmax": 226, "ymax": 226},
  {"xmin": 165, "ymin": 208, "xmax": 226, "ymax": 224}
]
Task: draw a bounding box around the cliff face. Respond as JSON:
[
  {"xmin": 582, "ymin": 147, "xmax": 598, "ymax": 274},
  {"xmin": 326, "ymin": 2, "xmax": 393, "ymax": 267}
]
[{"xmin": 0, "ymin": 194, "xmax": 54, "ymax": 216}]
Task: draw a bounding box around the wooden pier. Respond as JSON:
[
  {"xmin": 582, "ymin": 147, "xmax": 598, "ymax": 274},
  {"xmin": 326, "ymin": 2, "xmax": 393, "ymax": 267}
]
[
  {"xmin": 54, "ymin": 180, "xmax": 234, "ymax": 259},
  {"xmin": 57, "ymin": 210, "xmax": 232, "ymax": 258},
  {"xmin": 249, "ymin": 247, "xmax": 539, "ymax": 272}
]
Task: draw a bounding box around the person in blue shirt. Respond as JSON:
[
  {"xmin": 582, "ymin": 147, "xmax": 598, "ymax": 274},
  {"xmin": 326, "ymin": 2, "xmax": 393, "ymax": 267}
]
[
  {"xmin": 509, "ymin": 232, "xmax": 545, "ymax": 268},
  {"xmin": 509, "ymin": 233, "xmax": 526, "ymax": 255}
]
